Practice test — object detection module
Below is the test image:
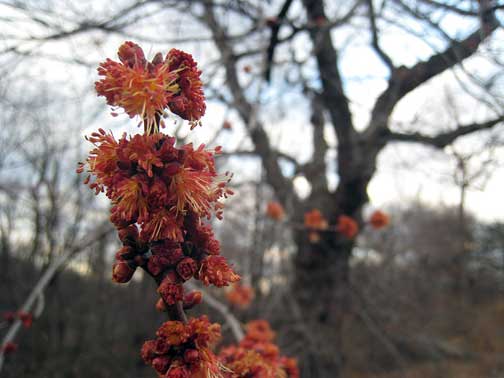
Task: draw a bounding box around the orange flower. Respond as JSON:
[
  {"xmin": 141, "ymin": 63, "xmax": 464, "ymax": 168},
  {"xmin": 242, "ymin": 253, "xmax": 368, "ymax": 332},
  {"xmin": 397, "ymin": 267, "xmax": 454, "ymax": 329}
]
[
  {"xmin": 304, "ymin": 209, "xmax": 328, "ymax": 230},
  {"xmin": 95, "ymin": 42, "xmax": 205, "ymax": 133},
  {"xmin": 157, "ymin": 320, "xmax": 190, "ymax": 345},
  {"xmin": 245, "ymin": 320, "xmax": 276, "ymax": 343},
  {"xmin": 219, "ymin": 320, "xmax": 299, "ymax": 378},
  {"xmin": 369, "ymin": 210, "xmax": 389, "ymax": 229},
  {"xmin": 166, "ymin": 49, "xmax": 206, "ymax": 128},
  {"xmin": 304, "ymin": 209, "xmax": 328, "ymax": 243},
  {"xmin": 266, "ymin": 201, "xmax": 285, "ymax": 221},
  {"xmin": 95, "ymin": 44, "xmax": 179, "ymax": 133},
  {"xmin": 336, "ymin": 215, "xmax": 359, "ymax": 239},
  {"xmin": 226, "ymin": 283, "xmax": 255, "ymax": 309},
  {"xmin": 198, "ymin": 256, "xmax": 240, "ymax": 287}
]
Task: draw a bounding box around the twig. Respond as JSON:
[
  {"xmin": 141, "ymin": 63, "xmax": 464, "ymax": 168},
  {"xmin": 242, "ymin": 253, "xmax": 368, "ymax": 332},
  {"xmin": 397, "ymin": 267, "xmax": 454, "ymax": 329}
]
[{"xmin": 186, "ymin": 282, "xmax": 244, "ymax": 342}]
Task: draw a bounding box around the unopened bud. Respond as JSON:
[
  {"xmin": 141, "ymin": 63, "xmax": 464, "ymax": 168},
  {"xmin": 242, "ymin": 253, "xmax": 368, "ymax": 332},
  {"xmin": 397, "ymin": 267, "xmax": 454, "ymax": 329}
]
[
  {"xmin": 183, "ymin": 291, "xmax": 203, "ymax": 310},
  {"xmin": 112, "ymin": 261, "xmax": 136, "ymax": 283}
]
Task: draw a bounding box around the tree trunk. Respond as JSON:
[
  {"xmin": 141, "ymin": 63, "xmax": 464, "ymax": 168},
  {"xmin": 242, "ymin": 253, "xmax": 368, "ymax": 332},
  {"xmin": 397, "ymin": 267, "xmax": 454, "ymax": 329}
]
[{"xmin": 293, "ymin": 228, "xmax": 353, "ymax": 378}]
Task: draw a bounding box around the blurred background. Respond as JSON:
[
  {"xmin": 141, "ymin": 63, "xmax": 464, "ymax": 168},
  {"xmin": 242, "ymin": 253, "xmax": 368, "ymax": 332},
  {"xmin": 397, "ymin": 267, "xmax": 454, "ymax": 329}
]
[{"xmin": 1, "ymin": 1, "xmax": 504, "ymax": 377}]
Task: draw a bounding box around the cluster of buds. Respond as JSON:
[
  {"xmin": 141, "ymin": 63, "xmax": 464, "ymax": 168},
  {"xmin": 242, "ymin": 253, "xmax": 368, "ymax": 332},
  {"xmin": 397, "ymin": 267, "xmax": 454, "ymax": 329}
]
[
  {"xmin": 219, "ymin": 320, "xmax": 299, "ymax": 378},
  {"xmin": 141, "ymin": 316, "xmax": 223, "ymax": 378}
]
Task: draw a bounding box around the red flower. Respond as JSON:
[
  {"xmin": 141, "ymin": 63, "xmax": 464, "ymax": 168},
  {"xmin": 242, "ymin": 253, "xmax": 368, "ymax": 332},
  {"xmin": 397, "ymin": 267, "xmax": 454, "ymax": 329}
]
[
  {"xmin": 336, "ymin": 215, "xmax": 359, "ymax": 239},
  {"xmin": 166, "ymin": 49, "xmax": 206, "ymax": 127},
  {"xmin": 304, "ymin": 209, "xmax": 328, "ymax": 230},
  {"xmin": 95, "ymin": 42, "xmax": 179, "ymax": 133},
  {"xmin": 226, "ymin": 284, "xmax": 255, "ymax": 309},
  {"xmin": 157, "ymin": 320, "xmax": 190, "ymax": 346},
  {"xmin": 266, "ymin": 201, "xmax": 285, "ymax": 221},
  {"xmin": 245, "ymin": 320, "xmax": 276, "ymax": 343},
  {"xmin": 369, "ymin": 210, "xmax": 389, "ymax": 229},
  {"xmin": 141, "ymin": 340, "xmax": 157, "ymax": 364},
  {"xmin": 198, "ymin": 255, "xmax": 240, "ymax": 287},
  {"xmin": 304, "ymin": 209, "xmax": 328, "ymax": 243},
  {"xmin": 157, "ymin": 276, "xmax": 184, "ymax": 305}
]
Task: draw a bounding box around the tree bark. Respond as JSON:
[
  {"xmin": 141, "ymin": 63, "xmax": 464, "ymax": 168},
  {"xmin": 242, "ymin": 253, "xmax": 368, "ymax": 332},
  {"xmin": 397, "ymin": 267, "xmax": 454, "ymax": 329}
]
[{"xmin": 293, "ymin": 222, "xmax": 353, "ymax": 378}]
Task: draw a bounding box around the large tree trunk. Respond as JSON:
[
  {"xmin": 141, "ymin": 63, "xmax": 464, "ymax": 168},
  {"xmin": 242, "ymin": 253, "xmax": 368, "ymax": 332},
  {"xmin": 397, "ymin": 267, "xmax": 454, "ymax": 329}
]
[{"xmin": 293, "ymin": 224, "xmax": 353, "ymax": 378}]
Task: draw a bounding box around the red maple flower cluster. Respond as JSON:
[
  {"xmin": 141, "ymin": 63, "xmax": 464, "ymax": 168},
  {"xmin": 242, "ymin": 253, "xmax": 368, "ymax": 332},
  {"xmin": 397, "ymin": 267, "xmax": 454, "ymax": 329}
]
[
  {"xmin": 81, "ymin": 42, "xmax": 298, "ymax": 378},
  {"xmin": 369, "ymin": 210, "xmax": 389, "ymax": 229},
  {"xmin": 78, "ymin": 129, "xmax": 239, "ymax": 299},
  {"xmin": 95, "ymin": 41, "xmax": 205, "ymax": 132},
  {"xmin": 218, "ymin": 320, "xmax": 299, "ymax": 378},
  {"xmin": 226, "ymin": 283, "xmax": 255, "ymax": 309},
  {"xmin": 142, "ymin": 316, "xmax": 223, "ymax": 378},
  {"xmin": 304, "ymin": 209, "xmax": 329, "ymax": 242},
  {"xmin": 336, "ymin": 215, "xmax": 359, "ymax": 239},
  {"xmin": 265, "ymin": 201, "xmax": 285, "ymax": 221}
]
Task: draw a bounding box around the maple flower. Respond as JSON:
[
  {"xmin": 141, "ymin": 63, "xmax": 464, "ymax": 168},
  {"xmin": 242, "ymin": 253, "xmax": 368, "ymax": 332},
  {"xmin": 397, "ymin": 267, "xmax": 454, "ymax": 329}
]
[
  {"xmin": 369, "ymin": 210, "xmax": 389, "ymax": 229},
  {"xmin": 304, "ymin": 209, "xmax": 328, "ymax": 230},
  {"xmin": 158, "ymin": 274, "xmax": 184, "ymax": 305},
  {"xmin": 336, "ymin": 215, "xmax": 359, "ymax": 239},
  {"xmin": 218, "ymin": 320, "xmax": 299, "ymax": 378},
  {"xmin": 198, "ymin": 255, "xmax": 240, "ymax": 287},
  {"xmin": 266, "ymin": 201, "xmax": 285, "ymax": 221},
  {"xmin": 245, "ymin": 320, "xmax": 276, "ymax": 343},
  {"xmin": 143, "ymin": 316, "xmax": 224, "ymax": 378},
  {"xmin": 304, "ymin": 209, "xmax": 328, "ymax": 243},
  {"xmin": 166, "ymin": 49, "xmax": 206, "ymax": 128},
  {"xmin": 226, "ymin": 283, "xmax": 255, "ymax": 309},
  {"xmin": 96, "ymin": 42, "xmax": 179, "ymax": 134}
]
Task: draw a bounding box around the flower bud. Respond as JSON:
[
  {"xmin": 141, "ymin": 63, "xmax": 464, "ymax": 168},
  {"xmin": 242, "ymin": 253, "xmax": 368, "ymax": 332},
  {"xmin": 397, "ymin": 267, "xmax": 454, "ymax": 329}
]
[
  {"xmin": 152, "ymin": 356, "xmax": 172, "ymax": 374},
  {"xmin": 183, "ymin": 291, "xmax": 203, "ymax": 310},
  {"xmin": 184, "ymin": 349, "xmax": 199, "ymax": 364},
  {"xmin": 176, "ymin": 258, "xmax": 197, "ymax": 281},
  {"xmin": 112, "ymin": 261, "xmax": 136, "ymax": 283}
]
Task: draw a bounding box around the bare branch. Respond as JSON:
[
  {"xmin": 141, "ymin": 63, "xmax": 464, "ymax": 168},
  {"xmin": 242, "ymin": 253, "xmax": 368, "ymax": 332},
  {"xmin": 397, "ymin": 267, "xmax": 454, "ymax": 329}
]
[
  {"xmin": 387, "ymin": 116, "xmax": 504, "ymax": 148},
  {"xmin": 366, "ymin": 0, "xmax": 394, "ymax": 70}
]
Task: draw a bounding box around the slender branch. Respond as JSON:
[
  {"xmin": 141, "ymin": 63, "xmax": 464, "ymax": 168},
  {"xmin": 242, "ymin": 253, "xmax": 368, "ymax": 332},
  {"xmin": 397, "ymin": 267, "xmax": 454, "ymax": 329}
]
[
  {"xmin": 264, "ymin": 0, "xmax": 294, "ymax": 82},
  {"xmin": 366, "ymin": 0, "xmax": 499, "ymax": 139},
  {"xmin": 387, "ymin": 116, "xmax": 504, "ymax": 148},
  {"xmin": 366, "ymin": 0, "xmax": 394, "ymax": 70}
]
